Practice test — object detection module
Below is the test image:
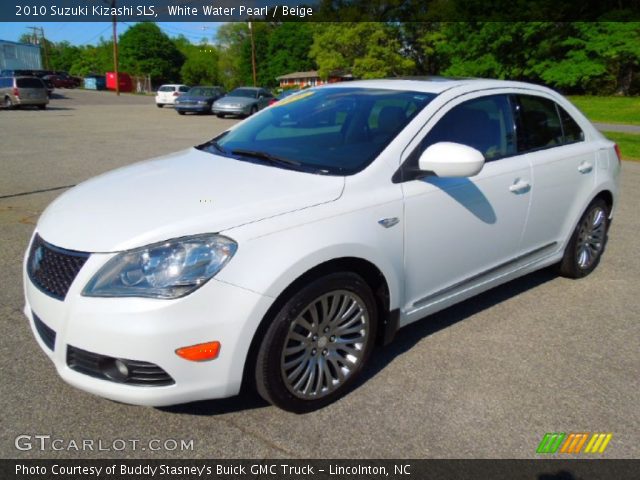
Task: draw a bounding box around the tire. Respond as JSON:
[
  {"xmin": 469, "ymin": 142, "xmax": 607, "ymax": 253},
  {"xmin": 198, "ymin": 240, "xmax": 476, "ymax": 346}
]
[
  {"xmin": 557, "ymin": 198, "xmax": 610, "ymax": 278},
  {"xmin": 255, "ymin": 272, "xmax": 377, "ymax": 413},
  {"xmin": 156, "ymin": 104, "xmax": 163, "ymax": 108},
  {"xmin": 4, "ymin": 96, "xmax": 13, "ymax": 109},
  {"xmin": 38, "ymin": 104, "xmax": 46, "ymax": 110},
  {"xmin": 177, "ymin": 110, "xmax": 185, "ymax": 115},
  {"xmin": 248, "ymin": 105, "xmax": 257, "ymax": 117},
  {"xmin": 216, "ymin": 113, "xmax": 225, "ymax": 118}
]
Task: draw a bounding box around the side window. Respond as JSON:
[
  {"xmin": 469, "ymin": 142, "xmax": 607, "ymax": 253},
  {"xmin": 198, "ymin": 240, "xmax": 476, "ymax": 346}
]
[
  {"xmin": 179, "ymin": 86, "xmax": 190, "ymax": 93},
  {"xmin": 419, "ymin": 94, "xmax": 516, "ymax": 161},
  {"xmin": 515, "ymin": 95, "xmax": 563, "ymax": 152},
  {"xmin": 557, "ymin": 105, "xmax": 584, "ymax": 144}
]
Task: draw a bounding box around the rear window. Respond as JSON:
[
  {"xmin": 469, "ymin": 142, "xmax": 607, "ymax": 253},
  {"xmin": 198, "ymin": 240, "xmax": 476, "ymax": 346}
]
[
  {"xmin": 16, "ymin": 77, "xmax": 44, "ymax": 88},
  {"xmin": 158, "ymin": 86, "xmax": 175, "ymax": 92},
  {"xmin": 558, "ymin": 106, "xmax": 585, "ymax": 144}
]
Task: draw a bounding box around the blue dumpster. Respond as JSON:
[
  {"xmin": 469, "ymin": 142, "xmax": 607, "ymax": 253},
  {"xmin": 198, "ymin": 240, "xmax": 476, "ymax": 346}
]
[{"xmin": 84, "ymin": 75, "xmax": 106, "ymax": 90}]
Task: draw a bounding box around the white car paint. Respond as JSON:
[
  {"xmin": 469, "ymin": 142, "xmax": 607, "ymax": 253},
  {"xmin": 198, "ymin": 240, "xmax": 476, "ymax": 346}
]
[
  {"xmin": 154, "ymin": 84, "xmax": 189, "ymax": 107},
  {"xmin": 23, "ymin": 78, "xmax": 621, "ymax": 407}
]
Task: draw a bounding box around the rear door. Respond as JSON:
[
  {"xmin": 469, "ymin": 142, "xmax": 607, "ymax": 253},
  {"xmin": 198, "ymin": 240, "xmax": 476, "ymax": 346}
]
[
  {"xmin": 16, "ymin": 77, "xmax": 47, "ymax": 101},
  {"xmin": 513, "ymin": 94, "xmax": 595, "ymax": 253}
]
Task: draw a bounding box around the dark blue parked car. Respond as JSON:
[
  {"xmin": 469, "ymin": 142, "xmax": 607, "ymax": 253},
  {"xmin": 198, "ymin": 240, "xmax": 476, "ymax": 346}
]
[{"xmin": 174, "ymin": 86, "xmax": 225, "ymax": 115}]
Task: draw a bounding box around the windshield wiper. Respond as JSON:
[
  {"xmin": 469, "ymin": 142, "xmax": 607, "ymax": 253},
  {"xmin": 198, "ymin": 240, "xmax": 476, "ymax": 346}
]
[
  {"xmin": 231, "ymin": 149, "xmax": 302, "ymax": 167},
  {"xmin": 196, "ymin": 138, "xmax": 227, "ymax": 154}
]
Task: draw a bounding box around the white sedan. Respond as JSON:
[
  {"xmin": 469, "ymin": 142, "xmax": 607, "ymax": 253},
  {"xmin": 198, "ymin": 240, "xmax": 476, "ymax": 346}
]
[{"xmin": 24, "ymin": 79, "xmax": 620, "ymax": 412}]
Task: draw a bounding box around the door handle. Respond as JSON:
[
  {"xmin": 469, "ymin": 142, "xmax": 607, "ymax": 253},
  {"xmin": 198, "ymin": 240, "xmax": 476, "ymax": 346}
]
[
  {"xmin": 578, "ymin": 162, "xmax": 593, "ymax": 174},
  {"xmin": 509, "ymin": 179, "xmax": 531, "ymax": 194}
]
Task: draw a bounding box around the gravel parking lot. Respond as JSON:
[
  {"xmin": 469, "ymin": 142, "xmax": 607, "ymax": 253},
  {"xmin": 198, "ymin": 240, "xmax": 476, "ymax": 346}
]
[{"xmin": 0, "ymin": 89, "xmax": 638, "ymax": 459}]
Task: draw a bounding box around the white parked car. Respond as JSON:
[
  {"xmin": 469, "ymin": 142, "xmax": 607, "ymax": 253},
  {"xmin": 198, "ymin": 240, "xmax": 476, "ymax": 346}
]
[
  {"xmin": 24, "ymin": 79, "xmax": 621, "ymax": 412},
  {"xmin": 155, "ymin": 84, "xmax": 189, "ymax": 108}
]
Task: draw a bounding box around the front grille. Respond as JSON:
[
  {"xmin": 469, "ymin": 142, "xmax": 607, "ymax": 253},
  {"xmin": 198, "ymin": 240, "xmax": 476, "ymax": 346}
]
[
  {"xmin": 67, "ymin": 346, "xmax": 175, "ymax": 387},
  {"xmin": 27, "ymin": 234, "xmax": 90, "ymax": 300},
  {"xmin": 32, "ymin": 313, "xmax": 56, "ymax": 351}
]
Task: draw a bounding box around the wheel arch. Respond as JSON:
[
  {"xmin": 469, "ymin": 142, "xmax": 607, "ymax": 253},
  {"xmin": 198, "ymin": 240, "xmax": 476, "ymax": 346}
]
[{"xmin": 240, "ymin": 256, "xmax": 395, "ymax": 394}]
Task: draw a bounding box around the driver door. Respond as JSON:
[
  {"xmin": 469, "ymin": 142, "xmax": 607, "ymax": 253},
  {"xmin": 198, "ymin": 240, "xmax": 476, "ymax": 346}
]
[{"xmin": 401, "ymin": 93, "xmax": 532, "ymax": 313}]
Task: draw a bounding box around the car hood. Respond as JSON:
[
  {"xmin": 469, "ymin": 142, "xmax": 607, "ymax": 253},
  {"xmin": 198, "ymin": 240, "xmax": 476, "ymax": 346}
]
[
  {"xmin": 215, "ymin": 96, "xmax": 256, "ymax": 107},
  {"xmin": 37, "ymin": 148, "xmax": 344, "ymax": 252}
]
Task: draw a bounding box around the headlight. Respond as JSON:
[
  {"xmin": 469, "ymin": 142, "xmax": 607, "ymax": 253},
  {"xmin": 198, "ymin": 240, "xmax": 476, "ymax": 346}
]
[{"xmin": 82, "ymin": 234, "xmax": 237, "ymax": 299}]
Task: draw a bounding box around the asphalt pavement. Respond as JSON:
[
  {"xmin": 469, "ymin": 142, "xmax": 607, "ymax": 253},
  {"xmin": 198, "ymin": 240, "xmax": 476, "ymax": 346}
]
[{"xmin": 0, "ymin": 89, "xmax": 638, "ymax": 459}]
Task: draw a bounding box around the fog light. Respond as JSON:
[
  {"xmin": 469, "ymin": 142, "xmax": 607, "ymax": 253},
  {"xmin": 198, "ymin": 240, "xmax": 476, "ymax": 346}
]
[
  {"xmin": 99, "ymin": 357, "xmax": 129, "ymax": 382},
  {"xmin": 176, "ymin": 341, "xmax": 220, "ymax": 362},
  {"xmin": 115, "ymin": 359, "xmax": 129, "ymax": 377}
]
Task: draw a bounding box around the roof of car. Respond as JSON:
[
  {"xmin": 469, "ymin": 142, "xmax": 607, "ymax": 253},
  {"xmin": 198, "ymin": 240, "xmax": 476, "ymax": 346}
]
[{"xmin": 322, "ymin": 77, "xmax": 549, "ymax": 95}]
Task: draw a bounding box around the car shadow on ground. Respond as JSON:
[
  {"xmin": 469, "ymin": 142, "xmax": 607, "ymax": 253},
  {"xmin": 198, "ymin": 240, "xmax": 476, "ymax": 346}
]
[{"xmin": 159, "ymin": 268, "xmax": 558, "ymax": 416}]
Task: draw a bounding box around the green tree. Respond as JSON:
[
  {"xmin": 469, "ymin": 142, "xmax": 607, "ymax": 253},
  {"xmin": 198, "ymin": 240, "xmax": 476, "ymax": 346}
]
[
  {"xmin": 180, "ymin": 43, "xmax": 220, "ymax": 86},
  {"xmin": 118, "ymin": 23, "xmax": 184, "ymax": 83},
  {"xmin": 68, "ymin": 39, "xmax": 113, "ymax": 77},
  {"xmin": 533, "ymin": 23, "xmax": 640, "ymax": 95},
  {"xmin": 216, "ymin": 23, "xmax": 249, "ymax": 90},
  {"xmin": 310, "ymin": 23, "xmax": 415, "ymax": 79},
  {"xmin": 265, "ymin": 23, "xmax": 315, "ymax": 82}
]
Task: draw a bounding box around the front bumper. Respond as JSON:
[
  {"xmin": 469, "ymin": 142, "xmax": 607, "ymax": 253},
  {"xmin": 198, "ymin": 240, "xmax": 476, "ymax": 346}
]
[
  {"xmin": 211, "ymin": 104, "xmax": 251, "ymax": 116},
  {"xmin": 23, "ymin": 236, "xmax": 273, "ymax": 406}
]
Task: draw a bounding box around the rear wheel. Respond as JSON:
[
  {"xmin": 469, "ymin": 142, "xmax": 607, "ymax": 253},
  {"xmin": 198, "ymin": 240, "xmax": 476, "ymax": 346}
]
[
  {"xmin": 216, "ymin": 113, "xmax": 225, "ymax": 118},
  {"xmin": 256, "ymin": 272, "xmax": 377, "ymax": 413},
  {"xmin": 156, "ymin": 103, "xmax": 163, "ymax": 108},
  {"xmin": 557, "ymin": 198, "xmax": 609, "ymax": 278},
  {"xmin": 38, "ymin": 104, "xmax": 46, "ymax": 110},
  {"xmin": 4, "ymin": 96, "xmax": 13, "ymax": 109}
]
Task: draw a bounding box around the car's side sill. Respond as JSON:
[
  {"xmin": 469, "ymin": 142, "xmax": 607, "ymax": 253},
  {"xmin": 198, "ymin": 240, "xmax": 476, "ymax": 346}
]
[{"xmin": 409, "ymin": 242, "xmax": 558, "ymax": 312}]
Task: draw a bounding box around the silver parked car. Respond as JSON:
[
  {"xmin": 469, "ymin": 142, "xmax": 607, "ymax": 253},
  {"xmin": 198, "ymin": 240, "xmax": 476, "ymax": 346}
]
[
  {"xmin": 1, "ymin": 76, "xmax": 49, "ymax": 109},
  {"xmin": 212, "ymin": 87, "xmax": 273, "ymax": 118}
]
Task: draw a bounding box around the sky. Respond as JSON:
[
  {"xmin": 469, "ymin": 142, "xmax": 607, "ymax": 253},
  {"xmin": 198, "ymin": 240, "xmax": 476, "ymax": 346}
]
[{"xmin": 0, "ymin": 22, "xmax": 222, "ymax": 45}]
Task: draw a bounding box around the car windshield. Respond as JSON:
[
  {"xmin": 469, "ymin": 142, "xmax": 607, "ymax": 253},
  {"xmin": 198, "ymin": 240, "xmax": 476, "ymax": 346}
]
[
  {"xmin": 228, "ymin": 88, "xmax": 258, "ymax": 98},
  {"xmin": 189, "ymin": 87, "xmax": 215, "ymax": 96},
  {"xmin": 200, "ymin": 87, "xmax": 435, "ymax": 175}
]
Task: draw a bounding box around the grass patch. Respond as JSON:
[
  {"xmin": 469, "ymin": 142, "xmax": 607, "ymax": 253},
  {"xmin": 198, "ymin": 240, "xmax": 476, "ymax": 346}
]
[
  {"xmin": 568, "ymin": 96, "xmax": 640, "ymax": 126},
  {"xmin": 602, "ymin": 131, "xmax": 640, "ymax": 161}
]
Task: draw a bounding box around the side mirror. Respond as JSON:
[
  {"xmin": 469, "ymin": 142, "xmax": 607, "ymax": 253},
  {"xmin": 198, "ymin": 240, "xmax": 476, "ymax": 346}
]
[{"xmin": 418, "ymin": 142, "xmax": 485, "ymax": 178}]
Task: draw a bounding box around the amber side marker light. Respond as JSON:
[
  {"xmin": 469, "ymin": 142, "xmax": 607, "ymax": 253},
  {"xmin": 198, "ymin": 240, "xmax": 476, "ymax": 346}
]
[{"xmin": 176, "ymin": 341, "xmax": 221, "ymax": 362}]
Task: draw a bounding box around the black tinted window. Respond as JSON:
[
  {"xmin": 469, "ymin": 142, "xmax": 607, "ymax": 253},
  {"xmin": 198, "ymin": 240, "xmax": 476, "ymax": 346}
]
[
  {"xmin": 558, "ymin": 106, "xmax": 584, "ymax": 144},
  {"xmin": 420, "ymin": 95, "xmax": 516, "ymax": 161},
  {"xmin": 515, "ymin": 95, "xmax": 563, "ymax": 152},
  {"xmin": 16, "ymin": 77, "xmax": 44, "ymax": 88}
]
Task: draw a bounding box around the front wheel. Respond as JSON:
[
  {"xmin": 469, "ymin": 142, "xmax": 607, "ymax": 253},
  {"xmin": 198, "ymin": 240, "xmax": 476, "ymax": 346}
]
[
  {"xmin": 557, "ymin": 198, "xmax": 610, "ymax": 278},
  {"xmin": 4, "ymin": 96, "xmax": 14, "ymax": 109},
  {"xmin": 256, "ymin": 272, "xmax": 377, "ymax": 413}
]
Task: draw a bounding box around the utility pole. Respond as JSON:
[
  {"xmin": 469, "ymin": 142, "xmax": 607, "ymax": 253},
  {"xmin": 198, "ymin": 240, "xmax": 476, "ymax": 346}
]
[
  {"xmin": 39, "ymin": 27, "xmax": 50, "ymax": 71},
  {"xmin": 112, "ymin": 0, "xmax": 120, "ymax": 95},
  {"xmin": 248, "ymin": 21, "xmax": 257, "ymax": 87},
  {"xmin": 26, "ymin": 26, "xmax": 49, "ymax": 70}
]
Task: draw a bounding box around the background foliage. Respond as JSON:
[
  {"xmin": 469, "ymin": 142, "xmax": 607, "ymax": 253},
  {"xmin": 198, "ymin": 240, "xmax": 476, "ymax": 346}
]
[{"xmin": 24, "ymin": 22, "xmax": 640, "ymax": 95}]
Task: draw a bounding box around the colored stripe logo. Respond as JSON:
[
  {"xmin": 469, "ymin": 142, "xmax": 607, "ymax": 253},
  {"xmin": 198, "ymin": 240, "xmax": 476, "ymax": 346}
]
[{"xmin": 537, "ymin": 433, "xmax": 612, "ymax": 454}]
